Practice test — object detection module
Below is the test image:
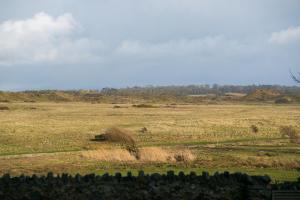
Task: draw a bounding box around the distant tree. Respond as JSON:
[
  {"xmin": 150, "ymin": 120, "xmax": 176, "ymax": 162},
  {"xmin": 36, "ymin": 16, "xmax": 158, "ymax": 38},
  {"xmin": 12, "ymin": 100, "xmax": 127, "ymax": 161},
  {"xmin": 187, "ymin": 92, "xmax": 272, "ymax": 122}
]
[{"xmin": 290, "ymin": 70, "xmax": 300, "ymax": 83}]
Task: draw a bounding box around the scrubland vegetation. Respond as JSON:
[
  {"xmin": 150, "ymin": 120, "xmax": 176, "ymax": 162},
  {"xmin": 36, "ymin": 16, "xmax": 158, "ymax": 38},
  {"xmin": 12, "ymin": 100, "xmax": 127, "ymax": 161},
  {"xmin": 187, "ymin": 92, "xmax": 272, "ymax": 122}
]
[
  {"xmin": 0, "ymin": 93, "xmax": 300, "ymax": 182},
  {"xmin": 1, "ymin": 85, "xmax": 300, "ymax": 104}
]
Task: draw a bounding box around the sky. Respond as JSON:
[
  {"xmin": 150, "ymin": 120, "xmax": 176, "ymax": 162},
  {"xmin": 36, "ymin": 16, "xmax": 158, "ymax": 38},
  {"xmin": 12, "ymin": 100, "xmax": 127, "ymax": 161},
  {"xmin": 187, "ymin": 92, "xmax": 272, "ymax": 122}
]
[{"xmin": 0, "ymin": 0, "xmax": 300, "ymax": 90}]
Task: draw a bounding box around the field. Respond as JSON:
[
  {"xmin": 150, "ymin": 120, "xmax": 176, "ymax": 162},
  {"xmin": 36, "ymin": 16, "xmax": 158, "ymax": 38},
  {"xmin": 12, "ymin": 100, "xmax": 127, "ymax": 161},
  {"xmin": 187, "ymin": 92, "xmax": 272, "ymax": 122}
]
[{"xmin": 0, "ymin": 102, "xmax": 300, "ymax": 182}]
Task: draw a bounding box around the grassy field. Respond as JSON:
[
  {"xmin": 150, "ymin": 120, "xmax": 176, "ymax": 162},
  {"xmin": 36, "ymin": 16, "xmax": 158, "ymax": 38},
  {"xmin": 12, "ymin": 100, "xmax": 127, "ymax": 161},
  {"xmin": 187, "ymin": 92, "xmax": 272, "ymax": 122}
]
[{"xmin": 0, "ymin": 102, "xmax": 300, "ymax": 181}]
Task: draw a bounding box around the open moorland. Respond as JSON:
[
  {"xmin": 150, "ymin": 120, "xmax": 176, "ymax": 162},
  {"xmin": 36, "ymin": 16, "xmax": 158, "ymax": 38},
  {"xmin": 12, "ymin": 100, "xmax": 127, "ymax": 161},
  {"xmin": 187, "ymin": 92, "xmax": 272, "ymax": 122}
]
[{"xmin": 0, "ymin": 100, "xmax": 300, "ymax": 182}]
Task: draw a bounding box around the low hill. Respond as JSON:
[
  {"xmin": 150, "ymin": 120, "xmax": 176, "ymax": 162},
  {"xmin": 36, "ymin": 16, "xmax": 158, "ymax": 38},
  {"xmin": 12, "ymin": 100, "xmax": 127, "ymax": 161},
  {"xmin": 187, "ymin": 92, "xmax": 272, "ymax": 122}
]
[
  {"xmin": 0, "ymin": 85, "xmax": 299, "ymax": 103},
  {"xmin": 244, "ymin": 89, "xmax": 282, "ymax": 101}
]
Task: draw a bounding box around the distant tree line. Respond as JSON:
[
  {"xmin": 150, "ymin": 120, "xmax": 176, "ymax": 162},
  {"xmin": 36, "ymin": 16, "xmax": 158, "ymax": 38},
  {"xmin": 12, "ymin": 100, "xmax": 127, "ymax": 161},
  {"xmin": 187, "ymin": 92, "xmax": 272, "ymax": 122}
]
[
  {"xmin": 2, "ymin": 84, "xmax": 297, "ymax": 97},
  {"xmin": 100, "ymin": 84, "xmax": 300, "ymax": 97},
  {"xmin": 1, "ymin": 84, "xmax": 300, "ymax": 103}
]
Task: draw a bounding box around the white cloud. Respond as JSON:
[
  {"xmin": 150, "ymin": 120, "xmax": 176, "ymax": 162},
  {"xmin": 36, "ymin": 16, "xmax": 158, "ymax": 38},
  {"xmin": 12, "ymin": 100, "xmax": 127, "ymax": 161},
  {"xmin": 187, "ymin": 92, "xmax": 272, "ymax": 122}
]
[
  {"xmin": 0, "ymin": 12, "xmax": 100, "ymax": 65},
  {"xmin": 269, "ymin": 26, "xmax": 300, "ymax": 45}
]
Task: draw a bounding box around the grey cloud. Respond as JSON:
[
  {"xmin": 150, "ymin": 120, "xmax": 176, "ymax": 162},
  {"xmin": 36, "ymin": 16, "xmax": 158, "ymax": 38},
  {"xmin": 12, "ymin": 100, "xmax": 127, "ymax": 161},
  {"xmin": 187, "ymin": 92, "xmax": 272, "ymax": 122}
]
[
  {"xmin": 269, "ymin": 26, "xmax": 300, "ymax": 45},
  {"xmin": 115, "ymin": 36, "xmax": 257, "ymax": 59},
  {"xmin": 0, "ymin": 0, "xmax": 299, "ymax": 89}
]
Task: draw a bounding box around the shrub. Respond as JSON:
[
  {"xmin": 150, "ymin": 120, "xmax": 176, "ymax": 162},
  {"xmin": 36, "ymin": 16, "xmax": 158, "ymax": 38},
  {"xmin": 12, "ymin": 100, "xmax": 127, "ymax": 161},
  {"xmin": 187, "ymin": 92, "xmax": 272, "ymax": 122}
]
[
  {"xmin": 24, "ymin": 100, "xmax": 36, "ymax": 103},
  {"xmin": 164, "ymin": 104, "xmax": 176, "ymax": 108},
  {"xmin": 132, "ymin": 104, "xmax": 155, "ymax": 108},
  {"xmin": 0, "ymin": 106, "xmax": 9, "ymax": 111},
  {"xmin": 173, "ymin": 150, "xmax": 195, "ymax": 164},
  {"xmin": 126, "ymin": 145, "xmax": 140, "ymax": 160},
  {"xmin": 250, "ymin": 125, "xmax": 259, "ymax": 133},
  {"xmin": 139, "ymin": 147, "xmax": 173, "ymax": 162},
  {"xmin": 280, "ymin": 126, "xmax": 300, "ymax": 144},
  {"xmin": 0, "ymin": 100, "xmax": 10, "ymax": 103},
  {"xmin": 139, "ymin": 127, "xmax": 148, "ymax": 133},
  {"xmin": 95, "ymin": 127, "xmax": 136, "ymax": 146},
  {"xmin": 94, "ymin": 127, "xmax": 140, "ymax": 159},
  {"xmin": 81, "ymin": 149, "xmax": 136, "ymax": 161},
  {"xmin": 275, "ymin": 98, "xmax": 290, "ymax": 104},
  {"xmin": 82, "ymin": 147, "xmax": 176, "ymax": 162},
  {"xmin": 257, "ymin": 151, "xmax": 277, "ymax": 157}
]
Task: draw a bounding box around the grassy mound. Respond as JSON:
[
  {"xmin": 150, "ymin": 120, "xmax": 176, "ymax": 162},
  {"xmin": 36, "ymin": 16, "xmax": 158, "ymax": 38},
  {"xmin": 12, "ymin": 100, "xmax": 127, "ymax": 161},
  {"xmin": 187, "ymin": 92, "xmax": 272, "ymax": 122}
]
[
  {"xmin": 95, "ymin": 127, "xmax": 140, "ymax": 159},
  {"xmin": 245, "ymin": 89, "xmax": 281, "ymax": 101},
  {"xmin": 95, "ymin": 127, "xmax": 136, "ymax": 146}
]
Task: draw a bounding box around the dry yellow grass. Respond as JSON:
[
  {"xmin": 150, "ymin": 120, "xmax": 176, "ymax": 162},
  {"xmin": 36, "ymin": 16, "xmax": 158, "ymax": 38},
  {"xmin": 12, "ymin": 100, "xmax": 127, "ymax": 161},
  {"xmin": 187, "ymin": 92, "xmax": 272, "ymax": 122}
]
[
  {"xmin": 173, "ymin": 150, "xmax": 196, "ymax": 163},
  {"xmin": 139, "ymin": 147, "xmax": 173, "ymax": 162},
  {"xmin": 81, "ymin": 149, "xmax": 136, "ymax": 161},
  {"xmin": 1, "ymin": 102, "xmax": 299, "ymax": 155},
  {"xmin": 0, "ymin": 102, "xmax": 300, "ymax": 180},
  {"xmin": 81, "ymin": 147, "xmax": 195, "ymax": 163}
]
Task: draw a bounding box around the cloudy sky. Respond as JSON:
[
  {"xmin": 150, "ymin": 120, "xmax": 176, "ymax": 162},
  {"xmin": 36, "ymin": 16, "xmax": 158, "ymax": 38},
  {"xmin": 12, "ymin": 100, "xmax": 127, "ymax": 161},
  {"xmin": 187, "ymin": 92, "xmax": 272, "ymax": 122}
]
[{"xmin": 0, "ymin": 0, "xmax": 300, "ymax": 90}]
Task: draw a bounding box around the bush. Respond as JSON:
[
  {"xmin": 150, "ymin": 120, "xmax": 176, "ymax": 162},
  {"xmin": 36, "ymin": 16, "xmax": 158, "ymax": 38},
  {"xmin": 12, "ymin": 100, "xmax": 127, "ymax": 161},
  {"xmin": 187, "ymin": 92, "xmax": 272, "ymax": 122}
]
[
  {"xmin": 0, "ymin": 100, "xmax": 10, "ymax": 103},
  {"xmin": 132, "ymin": 104, "xmax": 156, "ymax": 108},
  {"xmin": 139, "ymin": 147, "xmax": 173, "ymax": 162},
  {"xmin": 275, "ymin": 98, "xmax": 290, "ymax": 104},
  {"xmin": 24, "ymin": 100, "xmax": 36, "ymax": 103},
  {"xmin": 95, "ymin": 127, "xmax": 136, "ymax": 146},
  {"xmin": 139, "ymin": 127, "xmax": 148, "ymax": 133},
  {"xmin": 0, "ymin": 106, "xmax": 9, "ymax": 111},
  {"xmin": 280, "ymin": 126, "xmax": 300, "ymax": 144},
  {"xmin": 126, "ymin": 145, "xmax": 140, "ymax": 160},
  {"xmin": 81, "ymin": 149, "xmax": 136, "ymax": 161},
  {"xmin": 94, "ymin": 127, "xmax": 140, "ymax": 159},
  {"xmin": 173, "ymin": 150, "xmax": 195, "ymax": 164},
  {"xmin": 250, "ymin": 125, "xmax": 259, "ymax": 133}
]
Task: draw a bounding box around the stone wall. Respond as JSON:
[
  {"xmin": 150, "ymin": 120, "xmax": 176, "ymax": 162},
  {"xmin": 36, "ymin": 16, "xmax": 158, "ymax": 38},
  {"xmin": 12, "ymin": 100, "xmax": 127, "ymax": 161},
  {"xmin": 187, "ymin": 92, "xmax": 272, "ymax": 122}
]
[{"xmin": 0, "ymin": 171, "xmax": 299, "ymax": 200}]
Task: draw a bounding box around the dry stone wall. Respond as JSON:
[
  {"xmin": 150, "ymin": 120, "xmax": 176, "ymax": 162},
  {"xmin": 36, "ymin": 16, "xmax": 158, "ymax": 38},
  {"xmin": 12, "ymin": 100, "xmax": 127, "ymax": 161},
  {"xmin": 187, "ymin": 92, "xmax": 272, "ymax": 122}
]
[{"xmin": 0, "ymin": 171, "xmax": 299, "ymax": 200}]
